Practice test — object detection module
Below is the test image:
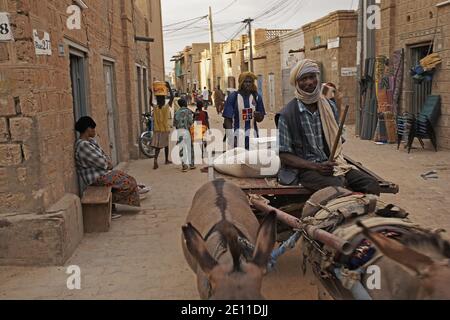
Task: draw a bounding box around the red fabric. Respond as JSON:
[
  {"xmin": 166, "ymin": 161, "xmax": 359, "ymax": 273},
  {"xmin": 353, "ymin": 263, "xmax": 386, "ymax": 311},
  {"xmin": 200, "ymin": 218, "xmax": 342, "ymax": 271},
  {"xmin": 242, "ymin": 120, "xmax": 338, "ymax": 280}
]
[{"xmin": 195, "ymin": 110, "xmax": 208, "ymax": 126}]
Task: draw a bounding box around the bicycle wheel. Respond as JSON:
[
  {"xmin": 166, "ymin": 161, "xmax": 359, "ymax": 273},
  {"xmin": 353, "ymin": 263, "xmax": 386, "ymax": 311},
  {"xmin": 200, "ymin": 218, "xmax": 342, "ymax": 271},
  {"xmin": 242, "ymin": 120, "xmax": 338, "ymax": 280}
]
[{"xmin": 139, "ymin": 131, "xmax": 156, "ymax": 158}]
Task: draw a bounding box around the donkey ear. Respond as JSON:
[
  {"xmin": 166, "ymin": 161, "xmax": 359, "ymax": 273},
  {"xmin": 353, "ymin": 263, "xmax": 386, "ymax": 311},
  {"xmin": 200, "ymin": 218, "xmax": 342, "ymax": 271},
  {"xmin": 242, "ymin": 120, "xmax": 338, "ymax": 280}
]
[
  {"xmin": 252, "ymin": 211, "xmax": 277, "ymax": 269},
  {"xmin": 357, "ymin": 221, "xmax": 434, "ymax": 275},
  {"xmin": 182, "ymin": 223, "xmax": 218, "ymax": 274}
]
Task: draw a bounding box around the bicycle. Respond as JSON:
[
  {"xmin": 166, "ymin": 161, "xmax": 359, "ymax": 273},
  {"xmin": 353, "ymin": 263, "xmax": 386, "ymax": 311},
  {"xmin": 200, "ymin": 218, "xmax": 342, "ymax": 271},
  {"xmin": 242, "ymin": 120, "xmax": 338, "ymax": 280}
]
[{"xmin": 139, "ymin": 112, "xmax": 156, "ymax": 158}]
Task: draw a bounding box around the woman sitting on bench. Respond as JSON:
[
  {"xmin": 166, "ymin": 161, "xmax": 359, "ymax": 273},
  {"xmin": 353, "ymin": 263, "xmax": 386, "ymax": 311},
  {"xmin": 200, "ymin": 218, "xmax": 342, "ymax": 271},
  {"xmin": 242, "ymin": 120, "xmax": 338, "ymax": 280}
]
[{"xmin": 75, "ymin": 117, "xmax": 145, "ymax": 217}]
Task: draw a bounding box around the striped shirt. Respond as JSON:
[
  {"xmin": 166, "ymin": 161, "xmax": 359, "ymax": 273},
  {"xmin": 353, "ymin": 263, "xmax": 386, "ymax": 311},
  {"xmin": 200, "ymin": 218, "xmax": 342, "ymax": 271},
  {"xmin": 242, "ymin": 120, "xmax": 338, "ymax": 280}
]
[
  {"xmin": 278, "ymin": 100, "xmax": 328, "ymax": 163},
  {"xmin": 75, "ymin": 138, "xmax": 109, "ymax": 186}
]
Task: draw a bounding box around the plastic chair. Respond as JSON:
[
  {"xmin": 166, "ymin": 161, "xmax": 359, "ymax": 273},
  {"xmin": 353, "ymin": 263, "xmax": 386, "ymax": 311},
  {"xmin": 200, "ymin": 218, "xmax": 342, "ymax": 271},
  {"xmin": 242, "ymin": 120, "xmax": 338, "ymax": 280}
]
[{"xmin": 398, "ymin": 95, "xmax": 441, "ymax": 153}]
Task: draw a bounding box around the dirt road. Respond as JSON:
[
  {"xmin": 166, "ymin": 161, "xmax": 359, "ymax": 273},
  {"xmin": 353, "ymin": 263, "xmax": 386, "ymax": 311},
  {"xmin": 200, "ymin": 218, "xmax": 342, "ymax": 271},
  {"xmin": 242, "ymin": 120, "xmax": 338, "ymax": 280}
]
[{"xmin": 0, "ymin": 109, "xmax": 449, "ymax": 299}]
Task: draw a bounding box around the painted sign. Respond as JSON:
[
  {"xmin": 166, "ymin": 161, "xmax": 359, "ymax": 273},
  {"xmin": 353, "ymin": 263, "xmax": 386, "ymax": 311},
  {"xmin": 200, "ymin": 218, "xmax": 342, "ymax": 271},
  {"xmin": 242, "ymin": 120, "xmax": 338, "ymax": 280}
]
[
  {"xmin": 33, "ymin": 29, "xmax": 52, "ymax": 55},
  {"xmin": 0, "ymin": 13, "xmax": 14, "ymax": 41},
  {"xmin": 341, "ymin": 67, "xmax": 357, "ymax": 77},
  {"xmin": 327, "ymin": 37, "xmax": 340, "ymax": 49}
]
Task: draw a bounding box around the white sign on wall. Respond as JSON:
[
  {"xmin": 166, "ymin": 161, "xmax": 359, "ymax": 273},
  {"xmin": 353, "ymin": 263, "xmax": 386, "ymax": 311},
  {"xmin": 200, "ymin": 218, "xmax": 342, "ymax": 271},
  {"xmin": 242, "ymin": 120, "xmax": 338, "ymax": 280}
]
[
  {"xmin": 327, "ymin": 37, "xmax": 340, "ymax": 49},
  {"xmin": 0, "ymin": 13, "xmax": 14, "ymax": 41},
  {"xmin": 33, "ymin": 29, "xmax": 52, "ymax": 55},
  {"xmin": 341, "ymin": 67, "xmax": 357, "ymax": 77}
]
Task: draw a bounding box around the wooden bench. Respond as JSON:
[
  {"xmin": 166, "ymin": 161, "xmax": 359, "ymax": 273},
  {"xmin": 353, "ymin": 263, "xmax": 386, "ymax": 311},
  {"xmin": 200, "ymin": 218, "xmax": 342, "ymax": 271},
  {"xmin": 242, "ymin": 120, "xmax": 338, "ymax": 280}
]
[{"xmin": 81, "ymin": 186, "xmax": 112, "ymax": 233}]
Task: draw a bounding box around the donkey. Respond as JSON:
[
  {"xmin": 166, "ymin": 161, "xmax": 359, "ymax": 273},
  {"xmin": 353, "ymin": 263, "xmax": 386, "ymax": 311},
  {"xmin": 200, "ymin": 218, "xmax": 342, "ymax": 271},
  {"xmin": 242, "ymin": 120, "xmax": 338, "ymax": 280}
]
[
  {"xmin": 182, "ymin": 179, "xmax": 277, "ymax": 300},
  {"xmin": 357, "ymin": 221, "xmax": 450, "ymax": 300}
]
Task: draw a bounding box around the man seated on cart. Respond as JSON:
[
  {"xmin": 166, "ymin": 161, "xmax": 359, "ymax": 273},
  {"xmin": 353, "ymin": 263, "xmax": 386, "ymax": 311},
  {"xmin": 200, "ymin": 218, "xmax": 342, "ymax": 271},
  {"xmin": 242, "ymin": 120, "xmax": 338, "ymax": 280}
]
[{"xmin": 277, "ymin": 59, "xmax": 380, "ymax": 195}]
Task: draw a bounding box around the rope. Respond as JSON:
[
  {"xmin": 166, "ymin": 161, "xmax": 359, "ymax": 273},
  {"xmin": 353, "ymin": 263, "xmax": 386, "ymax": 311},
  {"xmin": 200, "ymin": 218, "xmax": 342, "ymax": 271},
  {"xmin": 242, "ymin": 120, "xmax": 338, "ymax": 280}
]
[
  {"xmin": 237, "ymin": 230, "xmax": 303, "ymax": 273},
  {"xmin": 267, "ymin": 231, "xmax": 302, "ymax": 272}
]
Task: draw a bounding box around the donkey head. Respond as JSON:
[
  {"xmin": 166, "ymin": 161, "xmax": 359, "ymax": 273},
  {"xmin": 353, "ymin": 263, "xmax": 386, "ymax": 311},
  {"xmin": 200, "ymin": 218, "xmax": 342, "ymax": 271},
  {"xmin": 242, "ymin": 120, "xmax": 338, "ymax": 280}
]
[
  {"xmin": 357, "ymin": 221, "xmax": 450, "ymax": 300},
  {"xmin": 182, "ymin": 212, "xmax": 277, "ymax": 300}
]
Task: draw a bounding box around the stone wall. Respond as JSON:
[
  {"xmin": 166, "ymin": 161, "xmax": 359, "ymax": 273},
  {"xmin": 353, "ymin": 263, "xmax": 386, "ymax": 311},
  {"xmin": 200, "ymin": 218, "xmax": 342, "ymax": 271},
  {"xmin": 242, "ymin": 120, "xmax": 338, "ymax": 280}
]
[{"xmin": 0, "ymin": 0, "xmax": 161, "ymax": 265}]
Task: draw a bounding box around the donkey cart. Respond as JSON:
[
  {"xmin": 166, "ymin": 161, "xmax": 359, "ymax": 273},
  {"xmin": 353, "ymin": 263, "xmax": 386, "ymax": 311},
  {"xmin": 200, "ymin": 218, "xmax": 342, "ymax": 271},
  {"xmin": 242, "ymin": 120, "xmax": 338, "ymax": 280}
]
[{"xmin": 204, "ymin": 156, "xmax": 450, "ymax": 300}]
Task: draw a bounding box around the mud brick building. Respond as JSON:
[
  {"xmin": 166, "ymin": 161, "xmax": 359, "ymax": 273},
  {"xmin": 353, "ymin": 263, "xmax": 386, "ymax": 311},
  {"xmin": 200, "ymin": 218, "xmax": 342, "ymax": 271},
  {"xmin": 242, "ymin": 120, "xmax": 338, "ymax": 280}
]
[
  {"xmin": 279, "ymin": 28, "xmax": 305, "ymax": 106},
  {"xmin": 376, "ymin": 0, "xmax": 450, "ymax": 149},
  {"xmin": 219, "ymin": 39, "xmax": 245, "ymax": 91},
  {"xmin": 248, "ymin": 29, "xmax": 291, "ymax": 113},
  {"xmin": 0, "ymin": 0, "xmax": 164, "ymax": 265},
  {"xmin": 302, "ymin": 10, "xmax": 358, "ymax": 123},
  {"xmin": 173, "ymin": 43, "xmax": 210, "ymax": 93}
]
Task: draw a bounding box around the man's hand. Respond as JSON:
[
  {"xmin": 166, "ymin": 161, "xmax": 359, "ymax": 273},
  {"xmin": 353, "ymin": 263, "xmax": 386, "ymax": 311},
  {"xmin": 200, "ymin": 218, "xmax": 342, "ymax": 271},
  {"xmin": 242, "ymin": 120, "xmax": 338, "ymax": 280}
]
[
  {"xmin": 254, "ymin": 111, "xmax": 264, "ymax": 122},
  {"xmin": 314, "ymin": 161, "xmax": 337, "ymax": 176}
]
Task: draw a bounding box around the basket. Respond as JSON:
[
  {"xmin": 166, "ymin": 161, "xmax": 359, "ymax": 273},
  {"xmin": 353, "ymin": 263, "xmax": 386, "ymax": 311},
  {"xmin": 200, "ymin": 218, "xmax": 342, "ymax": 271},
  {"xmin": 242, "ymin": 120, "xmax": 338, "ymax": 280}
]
[{"xmin": 153, "ymin": 81, "xmax": 168, "ymax": 96}]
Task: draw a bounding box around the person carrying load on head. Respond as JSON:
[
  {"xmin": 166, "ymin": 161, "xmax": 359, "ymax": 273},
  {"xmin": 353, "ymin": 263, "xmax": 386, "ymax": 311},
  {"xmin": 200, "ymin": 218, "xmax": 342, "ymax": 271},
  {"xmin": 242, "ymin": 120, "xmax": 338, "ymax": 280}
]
[{"xmin": 150, "ymin": 81, "xmax": 174, "ymax": 170}]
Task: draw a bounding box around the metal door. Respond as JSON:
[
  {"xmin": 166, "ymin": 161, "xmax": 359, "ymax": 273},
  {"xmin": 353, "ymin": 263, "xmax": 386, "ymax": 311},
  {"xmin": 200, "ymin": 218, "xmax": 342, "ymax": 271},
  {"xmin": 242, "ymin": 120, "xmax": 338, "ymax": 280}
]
[
  {"xmin": 103, "ymin": 63, "xmax": 119, "ymax": 166},
  {"xmin": 268, "ymin": 73, "xmax": 275, "ymax": 112},
  {"xmin": 70, "ymin": 53, "xmax": 88, "ymax": 121}
]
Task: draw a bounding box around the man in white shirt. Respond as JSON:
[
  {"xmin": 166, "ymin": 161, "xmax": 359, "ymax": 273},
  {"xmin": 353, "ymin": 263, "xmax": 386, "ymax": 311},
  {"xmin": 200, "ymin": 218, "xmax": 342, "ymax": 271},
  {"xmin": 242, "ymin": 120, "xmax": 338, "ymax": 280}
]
[{"xmin": 202, "ymin": 87, "xmax": 210, "ymax": 109}]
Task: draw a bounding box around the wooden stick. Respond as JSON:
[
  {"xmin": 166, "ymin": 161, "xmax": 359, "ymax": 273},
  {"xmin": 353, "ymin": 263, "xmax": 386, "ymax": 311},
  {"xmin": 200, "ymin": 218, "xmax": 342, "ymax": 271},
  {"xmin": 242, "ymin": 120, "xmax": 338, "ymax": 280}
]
[
  {"xmin": 329, "ymin": 105, "xmax": 350, "ymax": 162},
  {"xmin": 251, "ymin": 197, "xmax": 353, "ymax": 255}
]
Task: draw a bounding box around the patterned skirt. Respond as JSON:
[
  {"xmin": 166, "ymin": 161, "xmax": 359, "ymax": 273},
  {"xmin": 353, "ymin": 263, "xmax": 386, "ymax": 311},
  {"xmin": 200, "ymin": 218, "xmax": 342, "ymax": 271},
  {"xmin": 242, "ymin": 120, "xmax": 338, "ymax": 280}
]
[{"xmin": 94, "ymin": 170, "xmax": 140, "ymax": 207}]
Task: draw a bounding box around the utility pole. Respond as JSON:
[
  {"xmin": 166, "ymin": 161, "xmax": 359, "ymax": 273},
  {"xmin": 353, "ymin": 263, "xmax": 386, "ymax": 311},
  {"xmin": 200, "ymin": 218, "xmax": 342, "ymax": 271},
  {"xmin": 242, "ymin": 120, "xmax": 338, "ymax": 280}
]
[
  {"xmin": 243, "ymin": 18, "xmax": 254, "ymax": 72},
  {"xmin": 208, "ymin": 6, "xmax": 216, "ymax": 90}
]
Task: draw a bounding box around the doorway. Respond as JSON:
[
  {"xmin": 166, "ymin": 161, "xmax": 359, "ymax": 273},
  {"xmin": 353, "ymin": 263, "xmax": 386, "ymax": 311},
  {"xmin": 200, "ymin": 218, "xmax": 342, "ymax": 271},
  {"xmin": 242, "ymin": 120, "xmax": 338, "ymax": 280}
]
[
  {"xmin": 103, "ymin": 62, "xmax": 119, "ymax": 166},
  {"xmin": 409, "ymin": 43, "xmax": 433, "ymax": 115},
  {"xmin": 70, "ymin": 51, "xmax": 88, "ymax": 122},
  {"xmin": 136, "ymin": 66, "xmax": 144, "ymax": 134},
  {"xmin": 143, "ymin": 68, "xmax": 149, "ymax": 113},
  {"xmin": 282, "ymin": 68, "xmax": 293, "ymax": 105},
  {"xmin": 227, "ymin": 76, "xmax": 236, "ymax": 90},
  {"xmin": 69, "ymin": 49, "xmax": 89, "ymax": 194},
  {"xmin": 257, "ymin": 75, "xmax": 263, "ymax": 98}
]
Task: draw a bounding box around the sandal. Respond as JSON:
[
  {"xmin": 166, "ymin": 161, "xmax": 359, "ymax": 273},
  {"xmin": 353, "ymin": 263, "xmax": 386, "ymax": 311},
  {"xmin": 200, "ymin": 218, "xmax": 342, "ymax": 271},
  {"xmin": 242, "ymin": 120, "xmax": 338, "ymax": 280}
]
[{"xmin": 138, "ymin": 185, "xmax": 150, "ymax": 194}]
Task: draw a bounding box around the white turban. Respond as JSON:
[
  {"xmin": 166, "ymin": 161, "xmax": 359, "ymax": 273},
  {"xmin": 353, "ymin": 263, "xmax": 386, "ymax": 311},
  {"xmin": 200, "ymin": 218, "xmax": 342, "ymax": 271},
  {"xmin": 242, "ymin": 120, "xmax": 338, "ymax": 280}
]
[{"xmin": 290, "ymin": 59, "xmax": 322, "ymax": 105}]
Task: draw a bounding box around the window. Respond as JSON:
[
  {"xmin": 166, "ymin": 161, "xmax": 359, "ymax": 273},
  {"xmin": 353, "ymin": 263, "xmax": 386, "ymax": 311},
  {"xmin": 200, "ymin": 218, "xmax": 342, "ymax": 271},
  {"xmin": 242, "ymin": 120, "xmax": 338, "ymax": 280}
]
[{"xmin": 227, "ymin": 58, "xmax": 232, "ymax": 68}]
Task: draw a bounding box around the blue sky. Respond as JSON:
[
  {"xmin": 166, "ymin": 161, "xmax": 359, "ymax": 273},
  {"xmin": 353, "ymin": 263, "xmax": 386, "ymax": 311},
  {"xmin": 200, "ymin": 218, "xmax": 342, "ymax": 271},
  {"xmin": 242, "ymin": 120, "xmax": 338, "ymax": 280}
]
[{"xmin": 161, "ymin": 0, "xmax": 358, "ymax": 74}]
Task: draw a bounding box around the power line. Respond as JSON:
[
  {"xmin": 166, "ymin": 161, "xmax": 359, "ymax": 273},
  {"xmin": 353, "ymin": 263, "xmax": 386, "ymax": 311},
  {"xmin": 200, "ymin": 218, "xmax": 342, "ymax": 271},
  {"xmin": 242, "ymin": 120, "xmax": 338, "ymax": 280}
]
[
  {"xmin": 257, "ymin": 0, "xmax": 305, "ymax": 26},
  {"xmin": 164, "ymin": 16, "xmax": 208, "ymax": 35},
  {"xmin": 255, "ymin": 0, "xmax": 297, "ymax": 23},
  {"xmin": 226, "ymin": 23, "xmax": 247, "ymax": 41},
  {"xmin": 254, "ymin": 0, "xmax": 286, "ymax": 20},
  {"xmin": 215, "ymin": 0, "xmax": 238, "ymax": 15},
  {"xmin": 163, "ymin": 15, "xmax": 207, "ymax": 29},
  {"xmin": 163, "ymin": 0, "xmax": 237, "ymax": 29}
]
